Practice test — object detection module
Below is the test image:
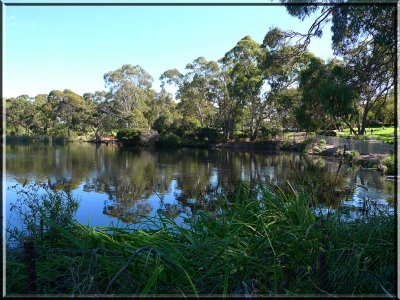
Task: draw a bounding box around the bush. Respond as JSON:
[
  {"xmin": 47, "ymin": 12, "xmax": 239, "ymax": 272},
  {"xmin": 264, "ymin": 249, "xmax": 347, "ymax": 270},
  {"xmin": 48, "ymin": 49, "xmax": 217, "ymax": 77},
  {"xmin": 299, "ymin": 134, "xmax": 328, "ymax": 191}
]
[
  {"xmin": 8, "ymin": 183, "xmax": 79, "ymax": 241},
  {"xmin": 298, "ymin": 137, "xmax": 316, "ymax": 153},
  {"xmin": 195, "ymin": 127, "xmax": 222, "ymax": 144},
  {"xmin": 233, "ymin": 131, "xmax": 248, "ymax": 141},
  {"xmin": 312, "ymin": 146, "xmax": 322, "ymax": 154},
  {"xmin": 173, "ymin": 126, "xmax": 185, "ymax": 138},
  {"xmin": 157, "ymin": 134, "xmax": 181, "ymax": 148},
  {"xmin": 153, "ymin": 116, "xmax": 174, "ymax": 134},
  {"xmin": 335, "ymin": 147, "xmax": 345, "ymax": 156},
  {"xmin": 116, "ymin": 129, "xmax": 141, "ymax": 146},
  {"xmin": 346, "ymin": 150, "xmax": 360, "ymax": 164},
  {"xmin": 316, "ymin": 130, "xmax": 337, "ymax": 137},
  {"xmin": 181, "ymin": 117, "xmax": 201, "ymax": 132},
  {"xmin": 380, "ymin": 155, "xmax": 395, "ymax": 175},
  {"xmin": 318, "ymin": 139, "xmax": 327, "ymax": 147},
  {"xmin": 140, "ymin": 130, "xmax": 159, "ymax": 147}
]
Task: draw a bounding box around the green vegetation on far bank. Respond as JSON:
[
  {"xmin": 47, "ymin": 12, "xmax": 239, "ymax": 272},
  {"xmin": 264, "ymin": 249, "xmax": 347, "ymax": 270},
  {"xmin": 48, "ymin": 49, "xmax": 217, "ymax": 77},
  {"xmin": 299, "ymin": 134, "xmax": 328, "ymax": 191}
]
[
  {"xmin": 6, "ymin": 183, "xmax": 395, "ymax": 296},
  {"xmin": 337, "ymin": 126, "xmax": 396, "ymax": 143}
]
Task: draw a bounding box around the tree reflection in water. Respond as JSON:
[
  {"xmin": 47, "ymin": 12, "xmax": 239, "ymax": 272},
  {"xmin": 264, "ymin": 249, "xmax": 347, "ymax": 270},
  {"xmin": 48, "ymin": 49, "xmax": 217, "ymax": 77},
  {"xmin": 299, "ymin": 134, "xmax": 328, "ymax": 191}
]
[{"xmin": 6, "ymin": 144, "xmax": 394, "ymax": 225}]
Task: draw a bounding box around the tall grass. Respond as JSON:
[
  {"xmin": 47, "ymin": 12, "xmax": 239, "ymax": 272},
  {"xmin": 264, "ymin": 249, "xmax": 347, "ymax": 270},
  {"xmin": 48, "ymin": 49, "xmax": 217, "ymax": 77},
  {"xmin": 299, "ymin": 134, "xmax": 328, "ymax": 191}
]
[{"xmin": 6, "ymin": 183, "xmax": 395, "ymax": 296}]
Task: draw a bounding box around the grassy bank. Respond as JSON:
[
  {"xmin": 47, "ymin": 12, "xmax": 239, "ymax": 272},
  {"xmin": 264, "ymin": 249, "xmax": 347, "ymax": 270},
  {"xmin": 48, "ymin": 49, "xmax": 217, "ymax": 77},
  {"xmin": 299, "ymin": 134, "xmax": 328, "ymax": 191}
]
[
  {"xmin": 6, "ymin": 183, "xmax": 395, "ymax": 296},
  {"xmin": 337, "ymin": 126, "xmax": 396, "ymax": 143}
]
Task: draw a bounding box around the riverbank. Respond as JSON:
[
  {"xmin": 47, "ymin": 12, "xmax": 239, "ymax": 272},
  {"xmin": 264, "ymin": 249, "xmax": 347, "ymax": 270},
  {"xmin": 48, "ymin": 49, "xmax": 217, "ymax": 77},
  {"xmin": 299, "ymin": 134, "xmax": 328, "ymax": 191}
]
[
  {"xmin": 6, "ymin": 183, "xmax": 395, "ymax": 296},
  {"xmin": 211, "ymin": 139, "xmax": 395, "ymax": 176},
  {"xmin": 6, "ymin": 135, "xmax": 395, "ymax": 176}
]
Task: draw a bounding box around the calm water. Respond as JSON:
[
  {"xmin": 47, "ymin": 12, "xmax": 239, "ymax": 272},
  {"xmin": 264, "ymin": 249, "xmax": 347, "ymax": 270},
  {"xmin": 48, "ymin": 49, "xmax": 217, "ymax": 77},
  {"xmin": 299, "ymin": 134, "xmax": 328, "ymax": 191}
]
[{"xmin": 5, "ymin": 143, "xmax": 395, "ymax": 228}]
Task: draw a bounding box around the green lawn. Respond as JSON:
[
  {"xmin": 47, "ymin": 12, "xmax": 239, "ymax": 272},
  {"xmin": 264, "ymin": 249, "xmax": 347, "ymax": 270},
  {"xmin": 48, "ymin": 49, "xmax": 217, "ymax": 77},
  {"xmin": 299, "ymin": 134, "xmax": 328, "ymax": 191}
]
[{"xmin": 337, "ymin": 126, "xmax": 396, "ymax": 143}]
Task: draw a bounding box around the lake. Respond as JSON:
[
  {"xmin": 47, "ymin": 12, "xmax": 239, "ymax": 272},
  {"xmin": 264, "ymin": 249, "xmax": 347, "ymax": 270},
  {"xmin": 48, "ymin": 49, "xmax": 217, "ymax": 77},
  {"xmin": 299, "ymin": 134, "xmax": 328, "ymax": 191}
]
[{"xmin": 5, "ymin": 143, "xmax": 395, "ymax": 229}]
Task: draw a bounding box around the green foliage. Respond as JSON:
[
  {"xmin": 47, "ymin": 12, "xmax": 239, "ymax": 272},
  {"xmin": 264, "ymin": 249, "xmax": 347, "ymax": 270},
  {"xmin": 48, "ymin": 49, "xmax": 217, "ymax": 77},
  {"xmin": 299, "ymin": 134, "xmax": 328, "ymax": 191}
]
[
  {"xmin": 153, "ymin": 115, "xmax": 174, "ymax": 134},
  {"xmin": 335, "ymin": 148, "xmax": 345, "ymax": 156},
  {"xmin": 140, "ymin": 130, "xmax": 160, "ymax": 147},
  {"xmin": 346, "ymin": 150, "xmax": 360, "ymax": 165},
  {"xmin": 286, "ymin": 4, "xmax": 395, "ymax": 136},
  {"xmin": 337, "ymin": 127, "xmax": 395, "ymax": 143},
  {"xmin": 298, "ymin": 138, "xmax": 316, "ymax": 153},
  {"xmin": 8, "ymin": 183, "xmax": 79, "ymax": 240},
  {"xmin": 312, "ymin": 146, "xmax": 322, "ymax": 154},
  {"xmin": 116, "ymin": 129, "xmax": 142, "ymax": 146},
  {"xmin": 380, "ymin": 155, "xmax": 395, "ymax": 175},
  {"xmin": 6, "ymin": 183, "xmax": 395, "ymax": 296},
  {"xmin": 181, "ymin": 117, "xmax": 201, "ymax": 132},
  {"xmin": 316, "ymin": 130, "xmax": 336, "ymax": 137},
  {"xmin": 318, "ymin": 139, "xmax": 327, "ymax": 147},
  {"xmin": 157, "ymin": 134, "xmax": 181, "ymax": 148},
  {"xmin": 195, "ymin": 127, "xmax": 222, "ymax": 144}
]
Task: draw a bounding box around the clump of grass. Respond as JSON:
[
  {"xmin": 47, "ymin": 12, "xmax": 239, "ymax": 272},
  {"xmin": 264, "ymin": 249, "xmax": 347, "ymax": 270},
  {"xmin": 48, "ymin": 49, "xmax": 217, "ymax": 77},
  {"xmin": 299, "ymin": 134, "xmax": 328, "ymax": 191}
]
[
  {"xmin": 298, "ymin": 138, "xmax": 316, "ymax": 153},
  {"xmin": 6, "ymin": 183, "xmax": 395, "ymax": 296},
  {"xmin": 318, "ymin": 139, "xmax": 327, "ymax": 147},
  {"xmin": 346, "ymin": 150, "xmax": 360, "ymax": 165},
  {"xmin": 312, "ymin": 146, "xmax": 322, "ymax": 154},
  {"xmin": 378, "ymin": 155, "xmax": 395, "ymax": 175}
]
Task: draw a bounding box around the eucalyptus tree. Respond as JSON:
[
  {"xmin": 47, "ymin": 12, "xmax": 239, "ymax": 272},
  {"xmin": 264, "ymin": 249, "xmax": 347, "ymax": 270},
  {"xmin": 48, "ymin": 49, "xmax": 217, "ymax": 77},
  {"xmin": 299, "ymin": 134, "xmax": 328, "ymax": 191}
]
[
  {"xmin": 221, "ymin": 31, "xmax": 317, "ymax": 140},
  {"xmin": 42, "ymin": 90, "xmax": 63, "ymax": 136},
  {"xmin": 30, "ymin": 94, "xmax": 50, "ymax": 135},
  {"xmin": 271, "ymin": 88, "xmax": 301, "ymax": 130},
  {"xmin": 368, "ymin": 92, "xmax": 395, "ymax": 126},
  {"xmin": 297, "ymin": 58, "xmax": 358, "ymax": 133},
  {"xmin": 222, "ymin": 36, "xmax": 265, "ymax": 141},
  {"xmin": 104, "ymin": 64, "xmax": 154, "ymax": 129},
  {"xmin": 58, "ymin": 89, "xmax": 88, "ymax": 139},
  {"xmin": 160, "ymin": 57, "xmax": 217, "ymax": 128},
  {"xmin": 44, "ymin": 89, "xmax": 88, "ymax": 139},
  {"xmin": 6, "ymin": 95, "xmax": 29, "ymax": 134},
  {"xmin": 83, "ymin": 91, "xmax": 116, "ymax": 140},
  {"xmin": 207, "ymin": 63, "xmax": 240, "ymax": 141},
  {"xmin": 148, "ymin": 89, "xmax": 181, "ymax": 134},
  {"xmin": 344, "ymin": 43, "xmax": 394, "ymax": 135},
  {"xmin": 284, "ymin": 2, "xmax": 396, "ymax": 135}
]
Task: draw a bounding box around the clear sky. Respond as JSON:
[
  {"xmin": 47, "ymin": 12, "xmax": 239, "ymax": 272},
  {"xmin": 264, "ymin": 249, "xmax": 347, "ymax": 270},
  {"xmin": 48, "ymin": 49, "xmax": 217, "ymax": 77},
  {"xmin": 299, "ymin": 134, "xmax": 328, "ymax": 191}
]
[{"xmin": 4, "ymin": 2, "xmax": 334, "ymax": 98}]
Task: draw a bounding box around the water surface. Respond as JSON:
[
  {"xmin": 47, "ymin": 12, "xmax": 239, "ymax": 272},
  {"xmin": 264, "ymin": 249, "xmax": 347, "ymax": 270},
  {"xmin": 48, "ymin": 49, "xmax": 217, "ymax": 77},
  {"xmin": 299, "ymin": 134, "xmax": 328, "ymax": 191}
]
[{"xmin": 6, "ymin": 143, "xmax": 395, "ymax": 228}]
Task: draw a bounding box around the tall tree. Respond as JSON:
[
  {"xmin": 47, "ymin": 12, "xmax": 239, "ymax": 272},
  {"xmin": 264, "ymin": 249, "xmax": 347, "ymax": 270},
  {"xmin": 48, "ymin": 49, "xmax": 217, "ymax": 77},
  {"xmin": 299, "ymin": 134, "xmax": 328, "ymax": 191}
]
[
  {"xmin": 104, "ymin": 64, "xmax": 154, "ymax": 129},
  {"xmin": 298, "ymin": 58, "xmax": 358, "ymax": 133},
  {"xmin": 284, "ymin": 2, "xmax": 396, "ymax": 134},
  {"xmin": 83, "ymin": 91, "xmax": 116, "ymax": 141},
  {"xmin": 160, "ymin": 57, "xmax": 217, "ymax": 128},
  {"xmin": 222, "ymin": 36, "xmax": 265, "ymax": 141}
]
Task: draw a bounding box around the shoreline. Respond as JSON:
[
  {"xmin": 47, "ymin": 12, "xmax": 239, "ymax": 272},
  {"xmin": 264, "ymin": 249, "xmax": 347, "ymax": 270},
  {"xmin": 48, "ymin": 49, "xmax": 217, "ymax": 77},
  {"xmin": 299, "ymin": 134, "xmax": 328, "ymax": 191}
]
[{"xmin": 6, "ymin": 136, "xmax": 394, "ymax": 176}]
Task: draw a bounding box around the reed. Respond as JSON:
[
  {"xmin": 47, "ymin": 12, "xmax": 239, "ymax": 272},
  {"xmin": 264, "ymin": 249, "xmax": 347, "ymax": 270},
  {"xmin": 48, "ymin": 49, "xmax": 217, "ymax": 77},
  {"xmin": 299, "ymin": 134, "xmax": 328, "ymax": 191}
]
[{"xmin": 6, "ymin": 182, "xmax": 395, "ymax": 296}]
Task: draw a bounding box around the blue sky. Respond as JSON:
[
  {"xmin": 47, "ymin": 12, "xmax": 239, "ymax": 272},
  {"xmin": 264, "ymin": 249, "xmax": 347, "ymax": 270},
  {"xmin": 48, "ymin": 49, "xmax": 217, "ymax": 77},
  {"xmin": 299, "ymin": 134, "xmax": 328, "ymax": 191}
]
[{"xmin": 4, "ymin": 3, "xmax": 334, "ymax": 98}]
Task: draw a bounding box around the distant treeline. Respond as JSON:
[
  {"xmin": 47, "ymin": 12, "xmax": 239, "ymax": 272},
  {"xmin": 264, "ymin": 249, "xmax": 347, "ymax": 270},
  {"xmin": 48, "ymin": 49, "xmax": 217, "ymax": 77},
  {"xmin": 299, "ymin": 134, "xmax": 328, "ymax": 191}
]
[{"xmin": 5, "ymin": 5, "xmax": 395, "ymax": 144}]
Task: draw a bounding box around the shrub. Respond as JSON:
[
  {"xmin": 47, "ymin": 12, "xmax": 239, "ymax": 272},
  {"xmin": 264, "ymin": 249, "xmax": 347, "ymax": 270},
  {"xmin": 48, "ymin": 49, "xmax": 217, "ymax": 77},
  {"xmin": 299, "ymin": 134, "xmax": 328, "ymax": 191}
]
[
  {"xmin": 312, "ymin": 146, "xmax": 322, "ymax": 154},
  {"xmin": 233, "ymin": 131, "xmax": 248, "ymax": 141},
  {"xmin": 380, "ymin": 155, "xmax": 395, "ymax": 175},
  {"xmin": 346, "ymin": 150, "xmax": 360, "ymax": 164},
  {"xmin": 140, "ymin": 130, "xmax": 159, "ymax": 147},
  {"xmin": 318, "ymin": 139, "xmax": 327, "ymax": 147},
  {"xmin": 298, "ymin": 137, "xmax": 316, "ymax": 153},
  {"xmin": 270, "ymin": 126, "xmax": 283, "ymax": 138},
  {"xmin": 8, "ymin": 183, "xmax": 79, "ymax": 241},
  {"xmin": 153, "ymin": 115, "xmax": 174, "ymax": 134},
  {"xmin": 335, "ymin": 147, "xmax": 345, "ymax": 156},
  {"xmin": 157, "ymin": 134, "xmax": 181, "ymax": 148},
  {"xmin": 195, "ymin": 127, "xmax": 222, "ymax": 144},
  {"xmin": 116, "ymin": 129, "xmax": 141, "ymax": 146},
  {"xmin": 169, "ymin": 122, "xmax": 185, "ymax": 137},
  {"xmin": 280, "ymin": 140, "xmax": 294, "ymax": 150},
  {"xmin": 316, "ymin": 130, "xmax": 337, "ymax": 137},
  {"xmin": 181, "ymin": 117, "xmax": 201, "ymax": 132}
]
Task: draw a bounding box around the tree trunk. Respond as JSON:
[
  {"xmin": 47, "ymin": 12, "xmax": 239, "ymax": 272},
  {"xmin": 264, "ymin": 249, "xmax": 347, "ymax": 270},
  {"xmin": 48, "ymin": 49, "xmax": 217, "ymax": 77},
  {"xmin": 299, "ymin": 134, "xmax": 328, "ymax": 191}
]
[{"xmin": 359, "ymin": 107, "xmax": 369, "ymax": 136}]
